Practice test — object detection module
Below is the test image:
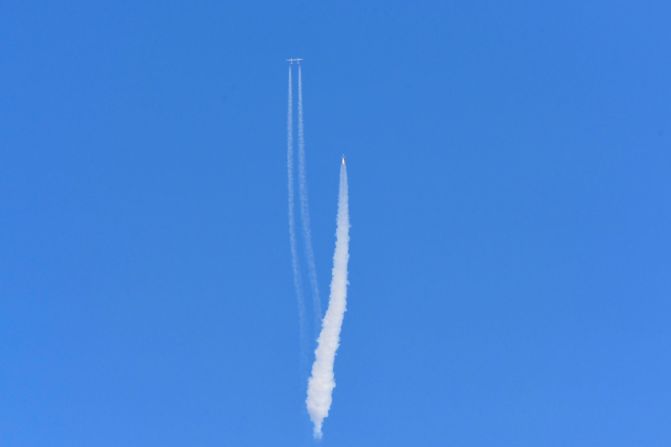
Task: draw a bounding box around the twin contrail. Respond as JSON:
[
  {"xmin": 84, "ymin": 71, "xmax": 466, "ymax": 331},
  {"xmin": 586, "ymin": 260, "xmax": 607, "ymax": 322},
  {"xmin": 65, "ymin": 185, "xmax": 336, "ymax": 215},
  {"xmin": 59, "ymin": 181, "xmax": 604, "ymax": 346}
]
[
  {"xmin": 288, "ymin": 61, "xmax": 322, "ymax": 342},
  {"xmin": 306, "ymin": 158, "xmax": 350, "ymax": 439},
  {"xmin": 287, "ymin": 65, "xmax": 307, "ymax": 355}
]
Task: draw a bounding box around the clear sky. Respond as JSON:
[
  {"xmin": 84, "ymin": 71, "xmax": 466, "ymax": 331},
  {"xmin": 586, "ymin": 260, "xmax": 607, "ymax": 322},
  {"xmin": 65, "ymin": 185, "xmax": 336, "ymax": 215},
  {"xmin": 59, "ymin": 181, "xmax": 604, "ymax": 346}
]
[{"xmin": 1, "ymin": 1, "xmax": 670, "ymax": 446}]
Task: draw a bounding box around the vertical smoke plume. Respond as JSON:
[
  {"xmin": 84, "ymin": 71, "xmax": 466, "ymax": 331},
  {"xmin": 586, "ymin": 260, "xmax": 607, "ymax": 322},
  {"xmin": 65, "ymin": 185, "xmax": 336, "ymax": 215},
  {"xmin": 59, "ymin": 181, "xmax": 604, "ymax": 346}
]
[
  {"xmin": 287, "ymin": 65, "xmax": 307, "ymax": 354},
  {"xmin": 306, "ymin": 159, "xmax": 350, "ymax": 439},
  {"xmin": 297, "ymin": 64, "xmax": 323, "ymax": 326}
]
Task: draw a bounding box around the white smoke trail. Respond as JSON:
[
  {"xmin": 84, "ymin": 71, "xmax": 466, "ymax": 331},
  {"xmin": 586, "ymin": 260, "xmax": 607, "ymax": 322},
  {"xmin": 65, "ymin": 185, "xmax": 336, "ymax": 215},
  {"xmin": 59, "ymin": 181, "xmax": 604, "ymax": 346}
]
[
  {"xmin": 306, "ymin": 158, "xmax": 350, "ymax": 439},
  {"xmin": 297, "ymin": 64, "xmax": 323, "ymax": 326},
  {"xmin": 287, "ymin": 64, "xmax": 307, "ymax": 354}
]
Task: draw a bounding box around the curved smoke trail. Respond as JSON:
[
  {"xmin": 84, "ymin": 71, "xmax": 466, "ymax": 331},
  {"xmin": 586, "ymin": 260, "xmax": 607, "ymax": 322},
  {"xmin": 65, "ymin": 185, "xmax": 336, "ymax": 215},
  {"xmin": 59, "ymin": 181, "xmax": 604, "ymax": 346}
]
[
  {"xmin": 287, "ymin": 65, "xmax": 307, "ymax": 355},
  {"xmin": 306, "ymin": 158, "xmax": 350, "ymax": 439},
  {"xmin": 297, "ymin": 64, "xmax": 323, "ymax": 326}
]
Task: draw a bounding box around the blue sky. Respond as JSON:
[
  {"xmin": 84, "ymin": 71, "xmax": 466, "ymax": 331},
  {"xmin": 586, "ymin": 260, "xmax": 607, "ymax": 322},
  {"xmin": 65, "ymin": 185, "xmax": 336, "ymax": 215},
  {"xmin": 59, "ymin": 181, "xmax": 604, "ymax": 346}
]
[{"xmin": 1, "ymin": 1, "xmax": 670, "ymax": 446}]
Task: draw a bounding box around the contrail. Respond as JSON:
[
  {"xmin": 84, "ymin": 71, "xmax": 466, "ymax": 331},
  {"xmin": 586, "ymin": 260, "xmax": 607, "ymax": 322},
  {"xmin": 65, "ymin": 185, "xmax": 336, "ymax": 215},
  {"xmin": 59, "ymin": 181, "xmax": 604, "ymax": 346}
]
[
  {"xmin": 287, "ymin": 64, "xmax": 307, "ymax": 356},
  {"xmin": 306, "ymin": 158, "xmax": 350, "ymax": 439},
  {"xmin": 297, "ymin": 63, "xmax": 323, "ymax": 326}
]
